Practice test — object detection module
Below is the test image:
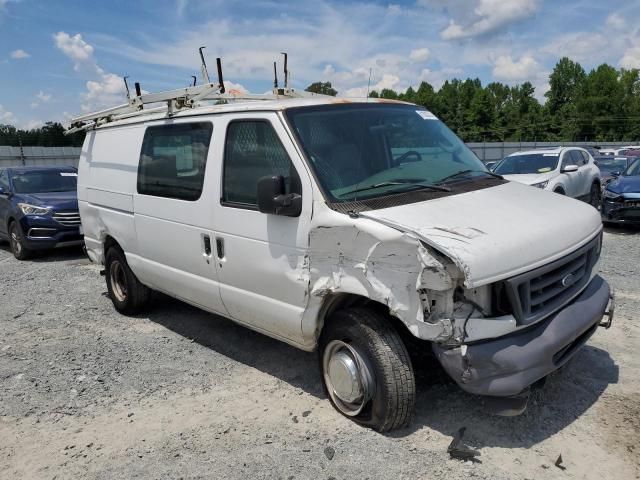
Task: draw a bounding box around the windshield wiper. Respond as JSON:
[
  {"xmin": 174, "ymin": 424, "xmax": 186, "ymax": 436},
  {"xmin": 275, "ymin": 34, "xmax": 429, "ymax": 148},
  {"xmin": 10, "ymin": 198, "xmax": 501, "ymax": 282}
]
[
  {"xmin": 340, "ymin": 179, "xmax": 451, "ymax": 197},
  {"xmin": 438, "ymin": 169, "xmax": 503, "ymax": 184}
]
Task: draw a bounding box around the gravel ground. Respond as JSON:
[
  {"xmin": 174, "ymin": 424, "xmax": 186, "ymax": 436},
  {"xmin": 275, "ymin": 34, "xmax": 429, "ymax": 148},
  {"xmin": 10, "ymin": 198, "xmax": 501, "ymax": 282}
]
[{"xmin": 0, "ymin": 226, "xmax": 638, "ymax": 480}]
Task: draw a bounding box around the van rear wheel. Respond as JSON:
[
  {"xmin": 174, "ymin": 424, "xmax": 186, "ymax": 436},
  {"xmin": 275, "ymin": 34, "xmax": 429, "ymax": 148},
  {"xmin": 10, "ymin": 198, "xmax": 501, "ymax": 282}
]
[
  {"xmin": 105, "ymin": 247, "xmax": 150, "ymax": 315},
  {"xmin": 319, "ymin": 308, "xmax": 416, "ymax": 432}
]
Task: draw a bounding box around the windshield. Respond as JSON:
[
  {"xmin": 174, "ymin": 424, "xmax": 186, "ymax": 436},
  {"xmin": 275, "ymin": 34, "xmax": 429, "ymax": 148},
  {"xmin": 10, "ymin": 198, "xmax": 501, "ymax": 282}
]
[
  {"xmin": 625, "ymin": 159, "xmax": 640, "ymax": 176},
  {"xmin": 285, "ymin": 104, "xmax": 488, "ymax": 202},
  {"xmin": 597, "ymin": 157, "xmax": 629, "ymax": 174},
  {"xmin": 12, "ymin": 170, "xmax": 77, "ymax": 194},
  {"xmin": 493, "ymin": 154, "xmax": 559, "ymax": 175}
]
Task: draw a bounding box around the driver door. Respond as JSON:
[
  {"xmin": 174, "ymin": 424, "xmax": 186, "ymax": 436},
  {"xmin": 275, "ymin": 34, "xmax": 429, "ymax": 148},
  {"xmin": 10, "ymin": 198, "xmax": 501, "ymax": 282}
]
[
  {"xmin": 0, "ymin": 169, "xmax": 11, "ymax": 238},
  {"xmin": 560, "ymin": 150, "xmax": 581, "ymax": 197}
]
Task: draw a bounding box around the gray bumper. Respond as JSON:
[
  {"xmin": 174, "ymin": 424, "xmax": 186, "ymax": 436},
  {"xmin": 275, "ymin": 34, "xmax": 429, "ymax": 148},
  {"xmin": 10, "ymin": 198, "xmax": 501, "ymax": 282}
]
[{"xmin": 433, "ymin": 275, "xmax": 612, "ymax": 397}]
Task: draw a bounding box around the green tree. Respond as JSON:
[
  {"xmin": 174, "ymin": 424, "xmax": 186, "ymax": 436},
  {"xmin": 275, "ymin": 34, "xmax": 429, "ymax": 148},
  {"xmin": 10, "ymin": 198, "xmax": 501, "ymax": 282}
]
[{"xmin": 305, "ymin": 81, "xmax": 338, "ymax": 96}]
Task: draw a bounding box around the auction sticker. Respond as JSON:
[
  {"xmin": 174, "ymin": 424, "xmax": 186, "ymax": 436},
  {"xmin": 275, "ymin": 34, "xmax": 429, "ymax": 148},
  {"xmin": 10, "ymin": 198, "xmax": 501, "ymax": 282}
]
[{"xmin": 416, "ymin": 110, "xmax": 438, "ymax": 120}]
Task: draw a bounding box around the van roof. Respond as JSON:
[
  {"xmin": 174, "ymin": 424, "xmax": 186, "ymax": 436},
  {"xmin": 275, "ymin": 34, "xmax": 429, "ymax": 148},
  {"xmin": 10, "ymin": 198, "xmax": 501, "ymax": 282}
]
[{"xmin": 81, "ymin": 97, "xmax": 414, "ymax": 131}]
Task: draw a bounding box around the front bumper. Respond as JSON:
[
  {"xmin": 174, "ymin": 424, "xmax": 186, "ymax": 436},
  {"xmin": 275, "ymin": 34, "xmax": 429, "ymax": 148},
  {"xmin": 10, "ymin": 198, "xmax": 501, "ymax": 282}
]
[
  {"xmin": 601, "ymin": 199, "xmax": 640, "ymax": 224},
  {"xmin": 433, "ymin": 275, "xmax": 612, "ymax": 397},
  {"xmin": 18, "ymin": 217, "xmax": 83, "ymax": 250}
]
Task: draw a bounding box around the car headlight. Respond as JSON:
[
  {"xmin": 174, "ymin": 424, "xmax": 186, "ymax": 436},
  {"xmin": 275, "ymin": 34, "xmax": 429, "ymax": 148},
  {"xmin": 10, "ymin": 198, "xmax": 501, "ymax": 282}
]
[
  {"xmin": 602, "ymin": 189, "xmax": 621, "ymax": 201},
  {"xmin": 18, "ymin": 203, "xmax": 51, "ymax": 216},
  {"xmin": 531, "ymin": 180, "xmax": 549, "ymax": 189}
]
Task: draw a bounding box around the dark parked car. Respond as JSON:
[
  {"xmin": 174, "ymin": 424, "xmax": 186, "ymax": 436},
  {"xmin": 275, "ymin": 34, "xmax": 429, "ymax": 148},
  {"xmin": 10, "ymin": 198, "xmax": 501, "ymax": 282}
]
[
  {"xmin": 601, "ymin": 158, "xmax": 640, "ymax": 225},
  {"xmin": 0, "ymin": 166, "xmax": 83, "ymax": 259},
  {"xmin": 594, "ymin": 156, "xmax": 638, "ymax": 187}
]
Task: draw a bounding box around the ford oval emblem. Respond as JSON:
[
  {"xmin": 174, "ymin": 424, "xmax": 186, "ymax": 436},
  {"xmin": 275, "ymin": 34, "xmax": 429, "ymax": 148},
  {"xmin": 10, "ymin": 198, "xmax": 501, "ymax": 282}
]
[{"xmin": 562, "ymin": 273, "xmax": 576, "ymax": 287}]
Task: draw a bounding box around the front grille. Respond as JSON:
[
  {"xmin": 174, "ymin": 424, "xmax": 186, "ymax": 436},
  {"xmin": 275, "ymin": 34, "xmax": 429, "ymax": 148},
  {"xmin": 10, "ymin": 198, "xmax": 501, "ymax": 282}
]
[
  {"xmin": 500, "ymin": 234, "xmax": 601, "ymax": 325},
  {"xmin": 52, "ymin": 211, "xmax": 81, "ymax": 226}
]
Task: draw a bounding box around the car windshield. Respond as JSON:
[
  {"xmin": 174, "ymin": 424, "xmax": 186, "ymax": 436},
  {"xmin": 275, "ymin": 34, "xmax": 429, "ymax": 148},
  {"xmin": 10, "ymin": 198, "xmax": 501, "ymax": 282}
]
[
  {"xmin": 624, "ymin": 159, "xmax": 640, "ymax": 176},
  {"xmin": 597, "ymin": 157, "xmax": 629, "ymax": 174},
  {"xmin": 285, "ymin": 104, "xmax": 489, "ymax": 202},
  {"xmin": 12, "ymin": 170, "xmax": 77, "ymax": 194},
  {"xmin": 493, "ymin": 153, "xmax": 559, "ymax": 175}
]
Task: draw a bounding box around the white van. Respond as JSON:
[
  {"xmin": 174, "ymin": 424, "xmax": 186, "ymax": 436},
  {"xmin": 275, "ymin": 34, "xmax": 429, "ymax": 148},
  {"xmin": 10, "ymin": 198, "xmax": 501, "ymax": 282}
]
[{"xmin": 76, "ymin": 96, "xmax": 614, "ymax": 431}]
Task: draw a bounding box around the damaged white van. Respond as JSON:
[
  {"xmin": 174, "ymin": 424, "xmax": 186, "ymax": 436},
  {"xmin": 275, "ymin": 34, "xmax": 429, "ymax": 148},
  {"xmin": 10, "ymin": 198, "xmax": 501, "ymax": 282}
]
[{"xmin": 74, "ymin": 94, "xmax": 614, "ymax": 432}]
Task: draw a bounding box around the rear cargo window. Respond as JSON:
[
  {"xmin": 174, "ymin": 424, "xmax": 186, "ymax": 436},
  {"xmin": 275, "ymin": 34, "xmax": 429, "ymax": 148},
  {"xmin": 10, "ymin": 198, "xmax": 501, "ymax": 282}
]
[{"xmin": 137, "ymin": 122, "xmax": 212, "ymax": 201}]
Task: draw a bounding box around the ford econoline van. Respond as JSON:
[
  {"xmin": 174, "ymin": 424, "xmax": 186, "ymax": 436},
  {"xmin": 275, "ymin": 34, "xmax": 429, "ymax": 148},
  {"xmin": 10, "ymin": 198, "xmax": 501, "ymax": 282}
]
[{"xmin": 76, "ymin": 96, "xmax": 614, "ymax": 432}]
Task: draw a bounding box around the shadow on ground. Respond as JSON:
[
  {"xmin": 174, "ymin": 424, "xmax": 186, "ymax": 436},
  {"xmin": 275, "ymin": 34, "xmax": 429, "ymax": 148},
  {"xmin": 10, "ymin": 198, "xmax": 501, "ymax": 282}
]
[
  {"xmin": 144, "ymin": 291, "xmax": 618, "ymax": 448},
  {"xmin": 604, "ymin": 223, "xmax": 640, "ymax": 235},
  {"xmin": 0, "ymin": 243, "xmax": 86, "ymax": 263}
]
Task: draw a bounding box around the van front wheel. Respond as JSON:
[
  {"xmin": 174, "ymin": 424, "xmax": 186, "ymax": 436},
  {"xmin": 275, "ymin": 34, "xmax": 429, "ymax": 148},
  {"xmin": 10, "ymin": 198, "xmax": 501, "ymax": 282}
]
[
  {"xmin": 105, "ymin": 247, "xmax": 150, "ymax": 315},
  {"xmin": 320, "ymin": 308, "xmax": 416, "ymax": 432}
]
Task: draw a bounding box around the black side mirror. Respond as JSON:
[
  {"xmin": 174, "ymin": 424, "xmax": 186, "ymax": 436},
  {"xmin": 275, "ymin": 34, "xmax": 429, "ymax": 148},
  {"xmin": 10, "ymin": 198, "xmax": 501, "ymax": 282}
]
[
  {"xmin": 257, "ymin": 175, "xmax": 302, "ymax": 217},
  {"xmin": 611, "ymin": 171, "xmax": 621, "ymax": 177},
  {"xmin": 0, "ymin": 186, "xmax": 9, "ymax": 197}
]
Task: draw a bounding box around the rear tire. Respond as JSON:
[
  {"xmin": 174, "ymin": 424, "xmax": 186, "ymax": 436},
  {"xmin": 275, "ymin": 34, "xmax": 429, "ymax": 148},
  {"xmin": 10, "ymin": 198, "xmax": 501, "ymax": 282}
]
[
  {"xmin": 105, "ymin": 247, "xmax": 150, "ymax": 315},
  {"xmin": 9, "ymin": 222, "xmax": 32, "ymax": 260},
  {"xmin": 554, "ymin": 187, "xmax": 565, "ymax": 195},
  {"xmin": 319, "ymin": 308, "xmax": 416, "ymax": 432}
]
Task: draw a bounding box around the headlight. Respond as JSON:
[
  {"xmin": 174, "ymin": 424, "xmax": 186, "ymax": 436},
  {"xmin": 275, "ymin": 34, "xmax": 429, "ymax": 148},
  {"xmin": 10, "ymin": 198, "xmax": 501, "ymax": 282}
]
[
  {"xmin": 531, "ymin": 180, "xmax": 549, "ymax": 189},
  {"xmin": 602, "ymin": 189, "xmax": 621, "ymax": 201},
  {"xmin": 18, "ymin": 203, "xmax": 51, "ymax": 216}
]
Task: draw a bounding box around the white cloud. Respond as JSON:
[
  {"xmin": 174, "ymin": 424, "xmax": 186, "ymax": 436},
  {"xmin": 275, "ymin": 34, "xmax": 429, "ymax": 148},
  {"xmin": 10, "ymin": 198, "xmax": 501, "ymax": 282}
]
[
  {"xmin": 53, "ymin": 31, "xmax": 101, "ymax": 75},
  {"xmin": 83, "ymin": 73, "xmax": 126, "ymax": 111},
  {"xmin": 21, "ymin": 119, "xmax": 44, "ymax": 130},
  {"xmin": 409, "ymin": 48, "xmax": 430, "ymax": 62},
  {"xmin": 37, "ymin": 91, "xmax": 52, "ymax": 102},
  {"xmin": 0, "ymin": 104, "xmax": 16, "ymax": 124},
  {"xmin": 223, "ymin": 80, "xmax": 247, "ymax": 95},
  {"xmin": 541, "ymin": 32, "xmax": 610, "ymax": 64},
  {"xmin": 606, "ymin": 12, "xmax": 625, "ymax": 29},
  {"xmin": 427, "ymin": 0, "xmax": 540, "ymax": 40},
  {"xmin": 492, "ymin": 55, "xmax": 540, "ymax": 82},
  {"xmin": 620, "ymin": 44, "xmax": 640, "ymax": 69},
  {"xmin": 10, "ymin": 49, "xmax": 30, "ymax": 59}
]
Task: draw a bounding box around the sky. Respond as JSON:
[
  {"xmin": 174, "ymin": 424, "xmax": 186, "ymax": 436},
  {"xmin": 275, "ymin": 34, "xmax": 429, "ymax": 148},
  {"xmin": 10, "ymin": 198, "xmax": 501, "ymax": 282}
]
[{"xmin": 1, "ymin": 0, "xmax": 640, "ymax": 129}]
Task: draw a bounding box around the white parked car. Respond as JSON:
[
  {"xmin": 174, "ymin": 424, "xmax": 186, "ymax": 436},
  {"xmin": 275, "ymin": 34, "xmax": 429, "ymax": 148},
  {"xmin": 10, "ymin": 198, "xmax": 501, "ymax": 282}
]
[
  {"xmin": 72, "ymin": 90, "xmax": 613, "ymax": 431},
  {"xmin": 493, "ymin": 147, "xmax": 602, "ymax": 207}
]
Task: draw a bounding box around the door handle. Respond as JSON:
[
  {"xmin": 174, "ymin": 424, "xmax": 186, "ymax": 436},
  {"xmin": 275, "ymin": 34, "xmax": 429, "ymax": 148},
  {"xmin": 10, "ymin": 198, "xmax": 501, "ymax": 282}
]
[
  {"xmin": 215, "ymin": 237, "xmax": 225, "ymax": 259},
  {"xmin": 203, "ymin": 234, "xmax": 212, "ymax": 256}
]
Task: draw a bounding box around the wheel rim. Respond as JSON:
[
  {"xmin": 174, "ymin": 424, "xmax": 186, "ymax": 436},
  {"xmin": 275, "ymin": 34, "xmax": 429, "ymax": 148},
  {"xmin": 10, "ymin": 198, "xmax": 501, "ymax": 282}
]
[
  {"xmin": 110, "ymin": 260, "xmax": 128, "ymax": 302},
  {"xmin": 322, "ymin": 340, "xmax": 374, "ymax": 416},
  {"xmin": 10, "ymin": 228, "xmax": 21, "ymax": 255}
]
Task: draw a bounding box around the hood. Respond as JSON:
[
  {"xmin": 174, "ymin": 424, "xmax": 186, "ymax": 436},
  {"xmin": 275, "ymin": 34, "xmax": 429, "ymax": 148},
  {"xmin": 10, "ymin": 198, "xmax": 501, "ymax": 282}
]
[
  {"xmin": 501, "ymin": 172, "xmax": 554, "ymax": 186},
  {"xmin": 606, "ymin": 175, "xmax": 640, "ymax": 195},
  {"xmin": 16, "ymin": 191, "xmax": 79, "ymax": 211},
  {"xmin": 361, "ymin": 181, "xmax": 602, "ymax": 287}
]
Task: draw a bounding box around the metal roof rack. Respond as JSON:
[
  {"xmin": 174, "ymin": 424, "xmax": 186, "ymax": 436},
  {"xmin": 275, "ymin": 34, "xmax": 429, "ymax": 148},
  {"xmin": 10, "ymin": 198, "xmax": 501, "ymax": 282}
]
[{"xmin": 66, "ymin": 52, "xmax": 326, "ymax": 134}]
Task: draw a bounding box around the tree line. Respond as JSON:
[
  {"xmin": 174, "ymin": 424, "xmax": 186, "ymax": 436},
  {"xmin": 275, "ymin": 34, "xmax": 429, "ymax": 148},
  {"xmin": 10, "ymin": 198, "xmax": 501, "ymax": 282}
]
[
  {"xmin": 0, "ymin": 122, "xmax": 85, "ymax": 148},
  {"xmin": 2, "ymin": 56, "xmax": 638, "ymax": 147},
  {"xmin": 306, "ymin": 57, "xmax": 640, "ymax": 143}
]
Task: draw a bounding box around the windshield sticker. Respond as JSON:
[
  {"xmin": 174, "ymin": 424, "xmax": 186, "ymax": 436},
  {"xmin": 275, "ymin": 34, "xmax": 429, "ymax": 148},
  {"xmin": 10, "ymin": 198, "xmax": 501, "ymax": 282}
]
[
  {"xmin": 416, "ymin": 110, "xmax": 438, "ymax": 120},
  {"xmin": 538, "ymin": 167, "xmax": 552, "ymax": 173},
  {"xmin": 60, "ymin": 172, "xmax": 78, "ymax": 177},
  {"xmin": 543, "ymin": 153, "xmax": 558, "ymax": 157}
]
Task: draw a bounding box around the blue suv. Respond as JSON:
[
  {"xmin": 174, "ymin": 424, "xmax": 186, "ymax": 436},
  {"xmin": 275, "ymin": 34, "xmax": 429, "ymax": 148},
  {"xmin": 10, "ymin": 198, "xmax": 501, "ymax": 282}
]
[{"xmin": 0, "ymin": 166, "xmax": 83, "ymax": 260}]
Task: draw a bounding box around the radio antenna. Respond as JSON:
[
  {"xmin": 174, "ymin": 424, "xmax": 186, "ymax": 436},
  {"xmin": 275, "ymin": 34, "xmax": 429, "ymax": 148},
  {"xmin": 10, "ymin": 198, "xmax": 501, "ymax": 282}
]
[
  {"xmin": 123, "ymin": 76, "xmax": 131, "ymax": 100},
  {"xmin": 281, "ymin": 52, "xmax": 288, "ymax": 89},
  {"xmin": 216, "ymin": 58, "xmax": 225, "ymax": 94},
  {"xmin": 191, "ymin": 76, "xmax": 197, "ymax": 87},
  {"xmin": 199, "ymin": 46, "xmax": 210, "ymax": 84},
  {"xmin": 273, "ymin": 61, "xmax": 279, "ymax": 89}
]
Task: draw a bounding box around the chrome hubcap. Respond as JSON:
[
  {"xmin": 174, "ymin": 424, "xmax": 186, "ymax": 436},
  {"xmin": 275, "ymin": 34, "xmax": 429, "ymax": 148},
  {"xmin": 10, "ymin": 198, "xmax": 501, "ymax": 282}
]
[
  {"xmin": 110, "ymin": 261, "xmax": 127, "ymax": 302},
  {"xmin": 323, "ymin": 340, "xmax": 374, "ymax": 416}
]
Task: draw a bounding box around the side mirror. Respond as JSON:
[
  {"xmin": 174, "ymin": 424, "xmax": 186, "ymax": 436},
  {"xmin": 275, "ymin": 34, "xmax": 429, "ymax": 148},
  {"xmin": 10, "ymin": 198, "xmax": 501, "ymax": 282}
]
[
  {"xmin": 0, "ymin": 186, "xmax": 9, "ymax": 197},
  {"xmin": 257, "ymin": 175, "xmax": 302, "ymax": 217},
  {"xmin": 561, "ymin": 164, "xmax": 579, "ymax": 173},
  {"xmin": 611, "ymin": 171, "xmax": 621, "ymax": 177}
]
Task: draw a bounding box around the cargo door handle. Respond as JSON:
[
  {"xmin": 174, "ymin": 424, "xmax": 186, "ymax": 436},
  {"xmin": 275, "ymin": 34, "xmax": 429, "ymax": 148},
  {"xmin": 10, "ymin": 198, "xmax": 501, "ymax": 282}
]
[
  {"xmin": 215, "ymin": 237, "xmax": 225, "ymax": 259},
  {"xmin": 203, "ymin": 235, "xmax": 212, "ymax": 256}
]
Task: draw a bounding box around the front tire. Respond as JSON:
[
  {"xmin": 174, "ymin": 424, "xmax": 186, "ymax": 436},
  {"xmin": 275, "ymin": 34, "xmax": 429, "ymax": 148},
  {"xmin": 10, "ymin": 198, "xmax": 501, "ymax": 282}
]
[
  {"xmin": 319, "ymin": 308, "xmax": 416, "ymax": 432},
  {"xmin": 9, "ymin": 222, "xmax": 32, "ymax": 260},
  {"xmin": 105, "ymin": 247, "xmax": 150, "ymax": 315},
  {"xmin": 589, "ymin": 183, "xmax": 601, "ymax": 208}
]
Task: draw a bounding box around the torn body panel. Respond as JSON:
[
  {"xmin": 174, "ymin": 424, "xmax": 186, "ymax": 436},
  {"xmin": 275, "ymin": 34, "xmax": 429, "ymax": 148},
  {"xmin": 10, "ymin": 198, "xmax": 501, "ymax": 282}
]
[{"xmin": 301, "ymin": 207, "xmax": 459, "ymax": 346}]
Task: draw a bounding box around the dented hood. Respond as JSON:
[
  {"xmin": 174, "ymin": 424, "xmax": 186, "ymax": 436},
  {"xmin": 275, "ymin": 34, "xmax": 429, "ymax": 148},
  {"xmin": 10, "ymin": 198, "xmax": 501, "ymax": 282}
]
[{"xmin": 360, "ymin": 181, "xmax": 602, "ymax": 287}]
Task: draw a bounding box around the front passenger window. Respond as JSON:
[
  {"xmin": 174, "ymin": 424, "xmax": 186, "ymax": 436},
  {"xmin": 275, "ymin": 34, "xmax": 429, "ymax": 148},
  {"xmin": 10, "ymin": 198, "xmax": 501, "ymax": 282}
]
[
  {"xmin": 0, "ymin": 170, "xmax": 9, "ymax": 191},
  {"xmin": 222, "ymin": 120, "xmax": 300, "ymax": 207}
]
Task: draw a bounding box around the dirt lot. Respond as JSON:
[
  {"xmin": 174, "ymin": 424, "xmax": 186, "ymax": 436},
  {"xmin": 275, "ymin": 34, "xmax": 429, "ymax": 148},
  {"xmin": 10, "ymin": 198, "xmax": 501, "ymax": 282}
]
[{"xmin": 0, "ymin": 226, "xmax": 639, "ymax": 480}]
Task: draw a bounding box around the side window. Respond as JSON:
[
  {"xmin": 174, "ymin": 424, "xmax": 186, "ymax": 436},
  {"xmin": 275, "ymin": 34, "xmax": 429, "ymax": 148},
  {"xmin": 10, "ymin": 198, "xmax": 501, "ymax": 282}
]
[
  {"xmin": 222, "ymin": 120, "xmax": 300, "ymax": 207},
  {"xmin": 580, "ymin": 151, "xmax": 590, "ymax": 164},
  {"xmin": 137, "ymin": 122, "xmax": 212, "ymax": 201},
  {"xmin": 0, "ymin": 170, "xmax": 9, "ymax": 191},
  {"xmin": 570, "ymin": 150, "xmax": 585, "ymax": 165}
]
